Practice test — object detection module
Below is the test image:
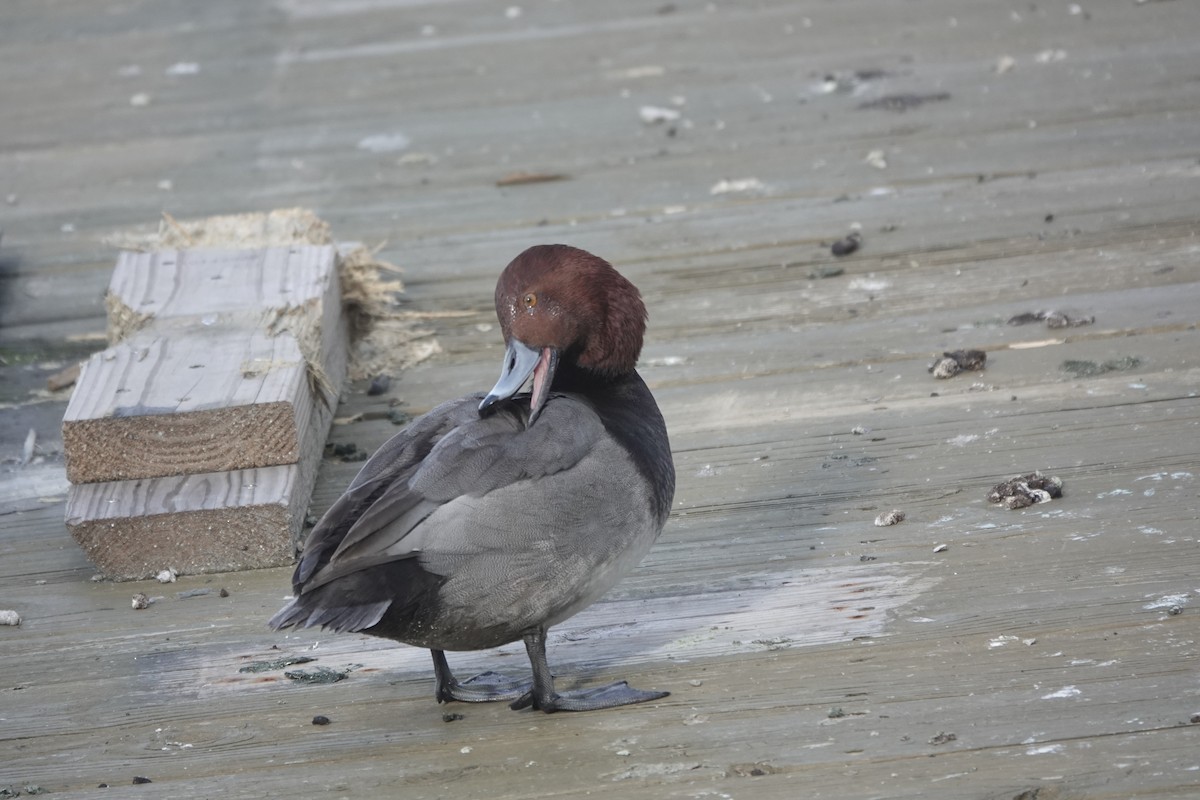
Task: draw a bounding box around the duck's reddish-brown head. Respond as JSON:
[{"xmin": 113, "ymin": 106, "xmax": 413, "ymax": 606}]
[{"xmin": 479, "ymin": 244, "xmax": 648, "ymax": 424}]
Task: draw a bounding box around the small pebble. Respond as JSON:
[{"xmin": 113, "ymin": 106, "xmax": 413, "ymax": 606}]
[
  {"xmin": 131, "ymin": 593, "xmax": 152, "ymax": 610},
  {"xmin": 155, "ymin": 568, "xmax": 178, "ymax": 584},
  {"xmin": 312, "ymin": 715, "xmax": 331, "ymax": 726},
  {"xmin": 219, "ymin": 587, "xmax": 230, "ymax": 598},
  {"xmin": 930, "ymin": 357, "xmax": 961, "ymax": 379},
  {"xmin": 831, "ymin": 232, "xmax": 862, "ymax": 257},
  {"xmin": 442, "ymin": 712, "xmax": 465, "ymax": 722},
  {"xmin": 933, "ymin": 543, "xmax": 949, "ymax": 553},
  {"xmin": 874, "ymin": 509, "xmax": 905, "ymax": 527},
  {"xmin": 0, "ymin": 610, "xmax": 21, "ymax": 626},
  {"xmin": 132, "ymin": 776, "xmax": 153, "ymax": 784},
  {"xmin": 639, "ymin": 105, "xmax": 680, "ymax": 124},
  {"xmin": 367, "ymin": 375, "xmax": 391, "ymax": 395},
  {"xmin": 929, "ymin": 349, "xmax": 987, "ymax": 379}
]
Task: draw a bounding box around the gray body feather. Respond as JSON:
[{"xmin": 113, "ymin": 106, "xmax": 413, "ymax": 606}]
[{"xmin": 269, "ymin": 387, "xmax": 666, "ymax": 651}]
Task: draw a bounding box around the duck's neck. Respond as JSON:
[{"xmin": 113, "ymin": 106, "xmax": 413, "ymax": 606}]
[{"xmin": 553, "ymin": 363, "xmax": 675, "ymax": 524}]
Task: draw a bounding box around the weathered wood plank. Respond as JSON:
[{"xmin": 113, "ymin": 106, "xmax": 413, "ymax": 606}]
[
  {"xmin": 105, "ymin": 246, "xmax": 338, "ymax": 325},
  {"xmin": 62, "ymin": 328, "xmax": 310, "ymax": 482},
  {"xmin": 62, "ymin": 245, "xmax": 341, "ymax": 483},
  {"xmin": 63, "ymin": 463, "xmax": 310, "ymax": 579}
]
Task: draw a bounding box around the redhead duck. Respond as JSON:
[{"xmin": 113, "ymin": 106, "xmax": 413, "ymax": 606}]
[{"xmin": 270, "ymin": 245, "xmax": 675, "ymax": 712}]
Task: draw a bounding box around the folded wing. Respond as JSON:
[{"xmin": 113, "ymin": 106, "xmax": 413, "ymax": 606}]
[{"xmin": 269, "ymin": 393, "xmax": 602, "ymax": 633}]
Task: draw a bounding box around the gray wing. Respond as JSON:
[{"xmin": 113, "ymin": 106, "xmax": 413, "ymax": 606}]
[
  {"xmin": 294, "ymin": 393, "xmax": 604, "ymax": 593},
  {"xmin": 287, "ymin": 394, "xmax": 480, "ymax": 589}
]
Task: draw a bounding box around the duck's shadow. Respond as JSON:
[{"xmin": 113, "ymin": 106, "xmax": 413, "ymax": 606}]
[{"xmin": 246, "ymin": 559, "xmax": 933, "ymax": 696}]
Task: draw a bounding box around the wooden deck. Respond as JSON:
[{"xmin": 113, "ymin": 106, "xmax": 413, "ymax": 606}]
[{"xmin": 3, "ymin": 1, "xmax": 1199, "ymax": 797}]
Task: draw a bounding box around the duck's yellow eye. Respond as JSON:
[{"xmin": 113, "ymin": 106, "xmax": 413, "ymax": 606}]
[{"xmin": 523, "ymin": 292, "xmax": 537, "ymax": 308}]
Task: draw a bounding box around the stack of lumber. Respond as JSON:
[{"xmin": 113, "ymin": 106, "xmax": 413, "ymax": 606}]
[{"xmin": 62, "ymin": 241, "xmax": 349, "ymax": 580}]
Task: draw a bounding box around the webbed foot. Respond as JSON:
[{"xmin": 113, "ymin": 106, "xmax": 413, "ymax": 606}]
[
  {"xmin": 510, "ymin": 680, "xmax": 668, "ymax": 712},
  {"xmin": 432, "ymin": 651, "xmax": 531, "ymax": 703},
  {"xmin": 512, "ymin": 627, "xmax": 668, "ymax": 713}
]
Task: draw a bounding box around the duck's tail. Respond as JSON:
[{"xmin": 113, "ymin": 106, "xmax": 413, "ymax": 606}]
[{"xmin": 267, "ymin": 597, "xmax": 391, "ymax": 633}]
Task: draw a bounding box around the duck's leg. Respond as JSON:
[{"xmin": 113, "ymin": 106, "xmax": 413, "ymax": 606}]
[
  {"xmin": 509, "ymin": 627, "xmax": 669, "ymax": 713},
  {"xmin": 431, "ymin": 649, "xmax": 530, "ymax": 703}
]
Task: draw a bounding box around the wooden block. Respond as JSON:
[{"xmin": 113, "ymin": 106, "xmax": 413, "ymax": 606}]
[
  {"xmin": 106, "ymin": 246, "xmax": 339, "ymax": 321},
  {"xmin": 63, "ymin": 328, "xmax": 313, "ymax": 482},
  {"xmin": 62, "ymin": 245, "xmax": 343, "ymax": 483},
  {"xmin": 64, "ymin": 463, "xmax": 312, "ymax": 579},
  {"xmin": 62, "ymin": 242, "xmax": 350, "ymax": 578}
]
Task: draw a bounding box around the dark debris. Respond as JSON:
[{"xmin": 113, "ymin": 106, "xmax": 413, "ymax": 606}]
[
  {"xmin": 325, "ymin": 442, "xmax": 370, "ymax": 462},
  {"xmin": 858, "ymin": 92, "xmax": 951, "ymax": 112},
  {"xmin": 1061, "ymin": 356, "xmax": 1141, "ymax": 378},
  {"xmin": 1007, "ymin": 310, "xmax": 1095, "ymax": 328},
  {"xmin": 988, "ymin": 472, "xmax": 1063, "ymax": 509},
  {"xmin": 239, "ymin": 655, "xmax": 316, "ymax": 674},
  {"xmin": 807, "ymin": 265, "xmax": 845, "ymax": 279},
  {"xmin": 727, "ymin": 762, "xmax": 782, "ymax": 777},
  {"xmin": 830, "ymin": 232, "xmax": 862, "ymax": 257},
  {"xmin": 285, "ymin": 665, "xmax": 358, "ymax": 684},
  {"xmin": 929, "ymin": 349, "xmax": 987, "ymax": 379}
]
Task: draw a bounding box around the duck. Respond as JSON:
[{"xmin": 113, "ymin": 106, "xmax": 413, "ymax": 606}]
[{"xmin": 270, "ymin": 244, "xmax": 675, "ymax": 713}]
